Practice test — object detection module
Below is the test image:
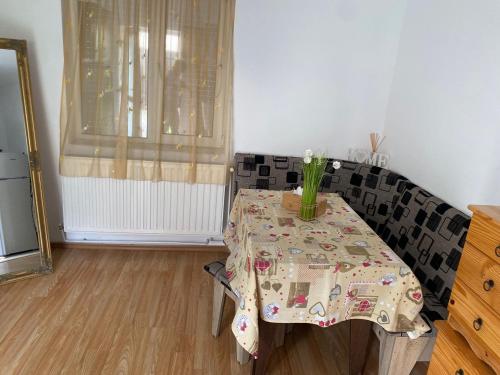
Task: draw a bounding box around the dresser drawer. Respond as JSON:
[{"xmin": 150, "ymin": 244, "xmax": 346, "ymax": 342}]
[
  {"xmin": 457, "ymin": 242, "xmax": 500, "ymax": 311},
  {"xmin": 448, "ymin": 279, "xmax": 500, "ymax": 373},
  {"xmin": 467, "ymin": 210, "xmax": 500, "ymax": 263},
  {"xmin": 429, "ymin": 320, "xmax": 495, "ymax": 375}
]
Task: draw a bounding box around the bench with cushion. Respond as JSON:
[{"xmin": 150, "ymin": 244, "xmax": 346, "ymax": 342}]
[
  {"xmin": 206, "ymin": 152, "xmax": 470, "ymax": 374},
  {"xmin": 381, "ymin": 182, "xmax": 470, "ymax": 319},
  {"xmin": 377, "ymin": 183, "xmax": 469, "ymax": 374},
  {"xmin": 232, "ymin": 153, "xmax": 408, "ymax": 235}
]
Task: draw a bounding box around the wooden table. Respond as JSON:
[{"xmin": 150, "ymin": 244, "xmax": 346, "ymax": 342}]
[{"xmin": 224, "ymin": 189, "xmax": 429, "ymax": 374}]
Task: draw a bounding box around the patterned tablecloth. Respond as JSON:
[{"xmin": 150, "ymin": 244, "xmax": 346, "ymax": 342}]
[{"xmin": 224, "ymin": 189, "xmax": 430, "ymax": 356}]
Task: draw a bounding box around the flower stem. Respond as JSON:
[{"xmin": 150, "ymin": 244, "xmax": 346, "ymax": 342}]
[{"xmin": 299, "ymin": 155, "xmax": 327, "ymax": 220}]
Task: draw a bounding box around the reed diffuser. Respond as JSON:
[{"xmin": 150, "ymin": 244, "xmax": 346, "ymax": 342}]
[
  {"xmin": 299, "ymin": 150, "xmax": 340, "ymax": 221},
  {"xmin": 370, "ymin": 132, "xmax": 385, "ymax": 153}
]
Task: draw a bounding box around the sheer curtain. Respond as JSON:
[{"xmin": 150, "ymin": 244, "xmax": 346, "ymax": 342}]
[{"xmin": 60, "ymin": 0, "xmax": 234, "ymax": 184}]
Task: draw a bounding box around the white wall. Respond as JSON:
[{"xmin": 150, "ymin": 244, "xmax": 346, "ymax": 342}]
[
  {"xmin": 0, "ymin": 0, "xmax": 64, "ymax": 240},
  {"xmin": 0, "ymin": 0, "xmax": 408, "ymax": 240},
  {"xmin": 1, "ymin": 0, "xmax": 497, "ymax": 241},
  {"xmin": 383, "ymin": 0, "xmax": 500, "ymax": 213},
  {"xmin": 234, "ymin": 0, "xmax": 407, "ymax": 158}
]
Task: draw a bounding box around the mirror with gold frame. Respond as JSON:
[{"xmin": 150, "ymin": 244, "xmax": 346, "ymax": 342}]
[{"xmin": 0, "ymin": 38, "xmax": 52, "ymax": 284}]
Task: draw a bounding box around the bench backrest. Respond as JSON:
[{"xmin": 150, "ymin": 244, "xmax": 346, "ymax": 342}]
[
  {"xmin": 381, "ymin": 183, "xmax": 470, "ymax": 307},
  {"xmin": 232, "ymin": 153, "xmax": 407, "ymax": 233}
]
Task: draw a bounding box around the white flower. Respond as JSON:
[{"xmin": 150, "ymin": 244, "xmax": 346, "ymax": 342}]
[
  {"xmin": 332, "ymin": 161, "xmax": 341, "ymax": 170},
  {"xmin": 303, "ymin": 156, "xmax": 312, "ymax": 164},
  {"xmin": 304, "ymin": 149, "xmax": 313, "ymax": 158}
]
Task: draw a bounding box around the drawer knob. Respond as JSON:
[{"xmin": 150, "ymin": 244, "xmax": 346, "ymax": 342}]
[
  {"xmin": 496, "ymin": 245, "xmax": 500, "ymax": 258},
  {"xmin": 473, "ymin": 318, "xmax": 483, "ymax": 331},
  {"xmin": 483, "ymin": 279, "xmax": 494, "ymax": 291},
  {"xmin": 455, "ymin": 369, "xmax": 464, "ymax": 375}
]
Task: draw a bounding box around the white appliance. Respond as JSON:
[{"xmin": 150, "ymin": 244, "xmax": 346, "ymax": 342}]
[{"xmin": 0, "ymin": 153, "xmax": 39, "ymax": 256}]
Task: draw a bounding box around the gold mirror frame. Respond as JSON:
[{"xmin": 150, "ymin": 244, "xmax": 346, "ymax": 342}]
[{"xmin": 0, "ymin": 38, "xmax": 52, "ymax": 285}]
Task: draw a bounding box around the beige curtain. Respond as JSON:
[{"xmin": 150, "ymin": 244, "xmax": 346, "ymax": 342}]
[{"xmin": 60, "ymin": 0, "xmax": 234, "ymax": 184}]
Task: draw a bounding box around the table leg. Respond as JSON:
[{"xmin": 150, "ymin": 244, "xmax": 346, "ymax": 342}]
[
  {"xmin": 252, "ymin": 318, "xmax": 279, "ymax": 375},
  {"xmin": 349, "ymin": 319, "xmax": 372, "ymax": 375}
]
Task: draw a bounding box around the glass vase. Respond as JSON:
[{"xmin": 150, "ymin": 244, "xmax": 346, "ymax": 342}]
[{"xmin": 298, "ymin": 190, "xmax": 318, "ymax": 221}]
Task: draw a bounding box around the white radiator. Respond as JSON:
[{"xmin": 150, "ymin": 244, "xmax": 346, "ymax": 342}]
[{"xmin": 61, "ymin": 177, "xmax": 226, "ymax": 244}]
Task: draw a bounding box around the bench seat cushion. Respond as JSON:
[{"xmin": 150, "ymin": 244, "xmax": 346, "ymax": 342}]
[{"xmin": 381, "ymin": 183, "xmax": 470, "ymax": 307}]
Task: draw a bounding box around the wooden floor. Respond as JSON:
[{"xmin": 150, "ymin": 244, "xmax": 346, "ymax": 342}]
[{"xmin": 0, "ymin": 248, "xmax": 428, "ymax": 374}]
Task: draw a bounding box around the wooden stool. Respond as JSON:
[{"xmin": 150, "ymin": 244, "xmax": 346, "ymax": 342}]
[
  {"xmin": 204, "ymin": 260, "xmax": 287, "ymax": 365},
  {"xmin": 212, "ymin": 279, "xmax": 251, "ymax": 364}
]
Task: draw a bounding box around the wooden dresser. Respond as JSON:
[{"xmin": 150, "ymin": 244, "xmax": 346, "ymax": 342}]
[{"xmin": 428, "ymin": 205, "xmax": 500, "ymax": 375}]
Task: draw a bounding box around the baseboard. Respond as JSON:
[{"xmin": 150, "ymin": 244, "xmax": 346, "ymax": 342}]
[
  {"xmin": 51, "ymin": 242, "xmax": 228, "ymax": 253},
  {"xmin": 62, "ymin": 231, "xmax": 224, "ymax": 244}
]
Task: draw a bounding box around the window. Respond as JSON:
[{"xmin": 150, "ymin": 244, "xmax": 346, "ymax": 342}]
[{"xmin": 60, "ymin": 0, "xmax": 235, "ymax": 183}]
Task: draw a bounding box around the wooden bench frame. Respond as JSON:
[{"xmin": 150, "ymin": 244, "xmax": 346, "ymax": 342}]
[{"xmin": 373, "ymin": 315, "xmax": 437, "ymax": 375}]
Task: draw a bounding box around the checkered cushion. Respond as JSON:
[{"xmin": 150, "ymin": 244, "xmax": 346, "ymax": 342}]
[
  {"xmin": 421, "ymin": 286, "xmax": 449, "ymax": 321},
  {"xmin": 320, "ymin": 160, "xmax": 408, "ymax": 234},
  {"xmin": 203, "ymin": 260, "xmax": 231, "ymax": 290},
  {"xmin": 381, "ymin": 183, "xmax": 470, "ymax": 308},
  {"xmin": 232, "ymin": 153, "xmax": 304, "ymax": 193},
  {"xmin": 233, "ymin": 153, "xmax": 407, "ymax": 234}
]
